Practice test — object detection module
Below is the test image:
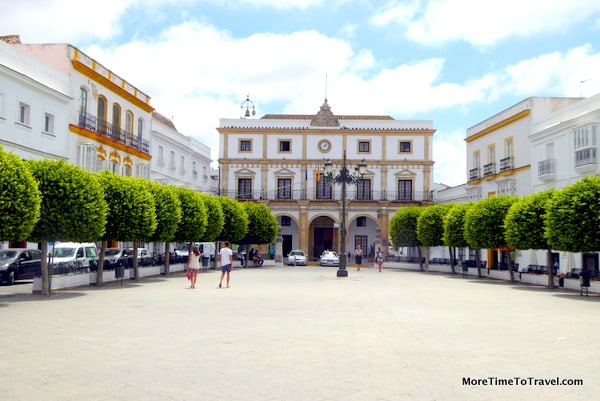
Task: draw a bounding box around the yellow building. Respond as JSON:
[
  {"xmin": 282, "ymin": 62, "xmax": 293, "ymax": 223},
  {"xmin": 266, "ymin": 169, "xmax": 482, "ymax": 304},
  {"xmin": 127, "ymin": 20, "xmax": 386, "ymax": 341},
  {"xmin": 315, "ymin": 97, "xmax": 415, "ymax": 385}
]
[{"xmin": 218, "ymin": 98, "xmax": 435, "ymax": 261}]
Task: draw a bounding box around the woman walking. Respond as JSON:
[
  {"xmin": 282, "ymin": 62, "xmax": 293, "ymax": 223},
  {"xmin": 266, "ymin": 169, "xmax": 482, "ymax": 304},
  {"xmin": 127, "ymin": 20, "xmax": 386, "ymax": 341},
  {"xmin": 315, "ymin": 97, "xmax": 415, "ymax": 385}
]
[
  {"xmin": 187, "ymin": 246, "xmax": 201, "ymax": 288},
  {"xmin": 355, "ymin": 245, "xmax": 363, "ymax": 272},
  {"xmin": 375, "ymin": 247, "xmax": 384, "ymax": 272}
]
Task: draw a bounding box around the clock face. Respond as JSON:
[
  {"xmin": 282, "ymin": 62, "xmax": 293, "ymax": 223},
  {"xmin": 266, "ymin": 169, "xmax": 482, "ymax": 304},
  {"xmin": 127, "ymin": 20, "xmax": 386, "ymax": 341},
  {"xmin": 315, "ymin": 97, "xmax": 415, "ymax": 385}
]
[{"xmin": 319, "ymin": 140, "xmax": 331, "ymax": 152}]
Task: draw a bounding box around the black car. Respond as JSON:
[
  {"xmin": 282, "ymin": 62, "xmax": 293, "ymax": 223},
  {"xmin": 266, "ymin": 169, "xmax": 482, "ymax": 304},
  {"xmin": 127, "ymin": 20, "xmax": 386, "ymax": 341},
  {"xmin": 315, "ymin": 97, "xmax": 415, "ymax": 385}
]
[{"xmin": 0, "ymin": 248, "xmax": 42, "ymax": 285}]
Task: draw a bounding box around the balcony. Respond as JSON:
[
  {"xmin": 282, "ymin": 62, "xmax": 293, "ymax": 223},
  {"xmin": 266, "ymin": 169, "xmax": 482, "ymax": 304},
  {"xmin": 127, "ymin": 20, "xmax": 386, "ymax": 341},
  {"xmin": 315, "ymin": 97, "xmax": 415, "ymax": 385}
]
[
  {"xmin": 468, "ymin": 167, "xmax": 480, "ymax": 181},
  {"xmin": 483, "ymin": 162, "xmax": 496, "ymax": 177},
  {"xmin": 575, "ymin": 147, "xmax": 597, "ymax": 173},
  {"xmin": 537, "ymin": 158, "xmax": 556, "ymax": 181},
  {"xmin": 223, "ymin": 189, "xmax": 433, "ymax": 202},
  {"xmin": 499, "ymin": 156, "xmax": 513, "ymax": 172},
  {"xmin": 77, "ymin": 111, "xmax": 150, "ymax": 154}
]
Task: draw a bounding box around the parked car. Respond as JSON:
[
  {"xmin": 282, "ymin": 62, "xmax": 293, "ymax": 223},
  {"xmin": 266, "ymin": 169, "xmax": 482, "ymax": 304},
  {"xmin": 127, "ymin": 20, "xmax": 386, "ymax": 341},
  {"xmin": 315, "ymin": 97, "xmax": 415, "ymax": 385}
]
[
  {"xmin": 287, "ymin": 249, "xmax": 307, "ymax": 266},
  {"xmin": 49, "ymin": 242, "xmax": 98, "ymax": 272},
  {"xmin": 320, "ymin": 251, "xmax": 340, "ymax": 267},
  {"xmin": 127, "ymin": 248, "xmax": 152, "ymax": 266},
  {"xmin": 103, "ymin": 248, "xmax": 129, "ymax": 270},
  {"xmin": 0, "ymin": 248, "xmax": 42, "ymax": 285}
]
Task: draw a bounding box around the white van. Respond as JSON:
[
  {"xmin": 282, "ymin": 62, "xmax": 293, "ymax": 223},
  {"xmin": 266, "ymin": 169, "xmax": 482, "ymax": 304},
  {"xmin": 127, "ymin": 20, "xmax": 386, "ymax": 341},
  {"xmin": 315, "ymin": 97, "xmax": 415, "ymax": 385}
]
[{"xmin": 49, "ymin": 242, "xmax": 98, "ymax": 271}]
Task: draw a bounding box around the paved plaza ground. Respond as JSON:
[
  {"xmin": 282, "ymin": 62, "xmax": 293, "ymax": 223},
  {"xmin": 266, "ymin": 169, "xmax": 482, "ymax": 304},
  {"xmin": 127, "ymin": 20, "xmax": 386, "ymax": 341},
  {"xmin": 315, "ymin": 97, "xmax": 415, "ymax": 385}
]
[{"xmin": 1, "ymin": 263, "xmax": 599, "ymax": 401}]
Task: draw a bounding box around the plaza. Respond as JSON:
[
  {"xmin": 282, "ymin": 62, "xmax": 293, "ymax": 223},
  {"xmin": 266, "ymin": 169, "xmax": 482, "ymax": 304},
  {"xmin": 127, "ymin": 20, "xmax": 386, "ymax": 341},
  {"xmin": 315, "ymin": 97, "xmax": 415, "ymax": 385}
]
[{"xmin": 1, "ymin": 263, "xmax": 598, "ymax": 401}]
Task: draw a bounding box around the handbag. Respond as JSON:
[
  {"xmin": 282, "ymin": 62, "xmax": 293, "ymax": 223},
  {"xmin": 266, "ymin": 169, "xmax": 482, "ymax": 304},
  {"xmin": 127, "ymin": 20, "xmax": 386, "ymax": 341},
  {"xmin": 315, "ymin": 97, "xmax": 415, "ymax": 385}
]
[{"xmin": 186, "ymin": 270, "xmax": 192, "ymax": 280}]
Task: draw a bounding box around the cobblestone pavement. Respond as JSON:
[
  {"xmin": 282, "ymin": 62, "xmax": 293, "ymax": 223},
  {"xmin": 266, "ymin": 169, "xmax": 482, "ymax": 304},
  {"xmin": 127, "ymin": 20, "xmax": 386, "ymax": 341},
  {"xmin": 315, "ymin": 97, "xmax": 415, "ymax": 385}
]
[{"xmin": 1, "ymin": 264, "xmax": 598, "ymax": 401}]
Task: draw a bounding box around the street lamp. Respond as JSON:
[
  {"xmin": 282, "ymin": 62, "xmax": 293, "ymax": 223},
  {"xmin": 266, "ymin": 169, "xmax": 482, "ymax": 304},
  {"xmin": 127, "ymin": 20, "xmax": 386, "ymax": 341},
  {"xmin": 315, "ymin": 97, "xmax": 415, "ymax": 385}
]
[{"xmin": 324, "ymin": 151, "xmax": 367, "ymax": 277}]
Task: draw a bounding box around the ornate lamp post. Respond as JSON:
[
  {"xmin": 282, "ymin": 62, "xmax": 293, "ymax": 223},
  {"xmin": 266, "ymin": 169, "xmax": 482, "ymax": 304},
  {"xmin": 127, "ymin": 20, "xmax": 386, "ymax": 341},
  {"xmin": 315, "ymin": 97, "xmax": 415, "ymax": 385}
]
[{"xmin": 324, "ymin": 151, "xmax": 367, "ymax": 277}]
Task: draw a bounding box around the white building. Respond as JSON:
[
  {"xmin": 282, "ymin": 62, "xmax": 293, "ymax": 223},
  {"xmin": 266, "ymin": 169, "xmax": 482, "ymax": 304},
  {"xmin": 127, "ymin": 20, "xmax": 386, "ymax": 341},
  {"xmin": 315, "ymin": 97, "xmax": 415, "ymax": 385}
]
[
  {"xmin": 151, "ymin": 111, "xmax": 213, "ymax": 192},
  {"xmin": 529, "ymin": 92, "xmax": 600, "ymax": 277},
  {"xmin": 218, "ymin": 98, "xmax": 435, "ymax": 259},
  {"xmin": 0, "ymin": 38, "xmax": 71, "ymax": 161}
]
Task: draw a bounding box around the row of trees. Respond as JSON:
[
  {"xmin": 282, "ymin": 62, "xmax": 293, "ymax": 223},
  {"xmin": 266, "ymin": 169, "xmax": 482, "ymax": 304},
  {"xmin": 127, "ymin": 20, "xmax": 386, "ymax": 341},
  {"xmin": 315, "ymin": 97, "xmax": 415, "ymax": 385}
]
[
  {"xmin": 389, "ymin": 176, "xmax": 600, "ymax": 288},
  {"xmin": 0, "ymin": 148, "xmax": 278, "ymax": 295}
]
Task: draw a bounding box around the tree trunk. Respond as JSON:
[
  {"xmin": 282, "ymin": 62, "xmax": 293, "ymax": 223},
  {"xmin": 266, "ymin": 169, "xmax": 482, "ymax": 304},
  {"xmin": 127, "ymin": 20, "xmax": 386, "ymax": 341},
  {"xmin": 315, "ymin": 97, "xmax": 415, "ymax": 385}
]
[
  {"xmin": 424, "ymin": 246, "xmax": 430, "ymax": 272},
  {"xmin": 547, "ymin": 249, "xmax": 554, "ymax": 289},
  {"xmin": 96, "ymin": 240, "xmax": 107, "ymax": 286},
  {"xmin": 40, "ymin": 241, "xmax": 50, "ymax": 296},
  {"xmin": 449, "ymin": 246, "xmax": 456, "ymax": 274},
  {"xmin": 132, "ymin": 243, "xmax": 139, "ymax": 280},
  {"xmin": 508, "ymin": 250, "xmax": 515, "ymax": 282},
  {"xmin": 164, "ymin": 242, "xmax": 171, "ymax": 275},
  {"xmin": 418, "ymin": 246, "xmax": 424, "ymax": 271},
  {"xmin": 475, "ymin": 249, "xmax": 482, "ymax": 278}
]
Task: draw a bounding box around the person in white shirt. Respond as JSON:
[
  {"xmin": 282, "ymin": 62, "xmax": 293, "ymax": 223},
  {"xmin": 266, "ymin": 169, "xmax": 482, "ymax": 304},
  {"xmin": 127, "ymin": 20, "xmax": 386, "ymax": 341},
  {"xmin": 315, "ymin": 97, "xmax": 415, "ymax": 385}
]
[
  {"xmin": 187, "ymin": 246, "xmax": 201, "ymax": 289},
  {"xmin": 219, "ymin": 241, "xmax": 233, "ymax": 288}
]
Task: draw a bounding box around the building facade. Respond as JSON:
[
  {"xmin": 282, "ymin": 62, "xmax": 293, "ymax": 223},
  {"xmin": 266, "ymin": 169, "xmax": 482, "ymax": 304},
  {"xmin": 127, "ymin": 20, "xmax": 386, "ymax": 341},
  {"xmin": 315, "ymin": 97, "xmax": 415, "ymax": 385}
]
[
  {"xmin": 0, "ymin": 39, "xmax": 71, "ymax": 161},
  {"xmin": 218, "ymin": 99, "xmax": 435, "ymax": 259}
]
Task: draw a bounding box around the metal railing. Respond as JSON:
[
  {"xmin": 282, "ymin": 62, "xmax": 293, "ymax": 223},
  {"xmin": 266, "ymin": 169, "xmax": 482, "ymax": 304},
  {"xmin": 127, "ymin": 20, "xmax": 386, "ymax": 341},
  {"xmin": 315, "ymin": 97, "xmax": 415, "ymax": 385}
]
[
  {"xmin": 77, "ymin": 111, "xmax": 150, "ymax": 154},
  {"xmin": 538, "ymin": 158, "xmax": 556, "ymax": 176},
  {"xmin": 219, "ymin": 189, "xmax": 433, "ymax": 202}
]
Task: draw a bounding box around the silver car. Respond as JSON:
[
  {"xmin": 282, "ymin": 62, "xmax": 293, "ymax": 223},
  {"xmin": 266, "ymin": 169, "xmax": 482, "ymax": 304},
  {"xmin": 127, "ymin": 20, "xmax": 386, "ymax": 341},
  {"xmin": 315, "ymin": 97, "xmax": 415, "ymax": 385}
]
[
  {"xmin": 320, "ymin": 251, "xmax": 340, "ymax": 267},
  {"xmin": 287, "ymin": 249, "xmax": 307, "ymax": 266}
]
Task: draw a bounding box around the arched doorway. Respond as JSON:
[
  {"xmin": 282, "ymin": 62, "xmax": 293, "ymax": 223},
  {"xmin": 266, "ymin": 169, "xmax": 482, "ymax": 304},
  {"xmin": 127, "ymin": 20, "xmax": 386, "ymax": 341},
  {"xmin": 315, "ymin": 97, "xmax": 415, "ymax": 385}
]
[{"xmin": 310, "ymin": 216, "xmax": 335, "ymax": 260}]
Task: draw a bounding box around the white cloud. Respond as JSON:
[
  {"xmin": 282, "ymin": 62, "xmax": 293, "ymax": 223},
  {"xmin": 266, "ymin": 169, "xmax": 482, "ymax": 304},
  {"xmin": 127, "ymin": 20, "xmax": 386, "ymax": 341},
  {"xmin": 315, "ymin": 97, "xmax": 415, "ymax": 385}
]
[
  {"xmin": 372, "ymin": 0, "xmax": 600, "ymax": 47},
  {"xmin": 432, "ymin": 130, "xmax": 467, "ymax": 186}
]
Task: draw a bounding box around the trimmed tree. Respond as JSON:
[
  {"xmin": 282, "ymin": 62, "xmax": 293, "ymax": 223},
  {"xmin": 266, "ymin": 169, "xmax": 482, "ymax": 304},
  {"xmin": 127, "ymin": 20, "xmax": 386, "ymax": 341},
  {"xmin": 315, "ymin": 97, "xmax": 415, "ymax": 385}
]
[
  {"xmin": 505, "ymin": 190, "xmax": 556, "ymax": 288},
  {"xmin": 174, "ymin": 188, "xmax": 208, "ymax": 244},
  {"xmin": 546, "ymin": 176, "xmax": 600, "ymax": 253},
  {"xmin": 217, "ymin": 197, "xmax": 249, "ymax": 244},
  {"xmin": 198, "ymin": 193, "xmax": 224, "ymax": 242},
  {"xmin": 417, "ymin": 204, "xmax": 453, "ymax": 272},
  {"xmin": 98, "ymin": 172, "xmax": 157, "ymax": 282},
  {"xmin": 464, "ymin": 196, "xmax": 516, "ymax": 280},
  {"xmin": 443, "ymin": 203, "xmax": 472, "ymax": 274},
  {"xmin": 0, "ymin": 148, "xmax": 41, "ymax": 242},
  {"xmin": 27, "ymin": 160, "xmax": 107, "ymax": 295},
  {"xmin": 238, "ymin": 202, "xmax": 278, "ymax": 265},
  {"xmin": 149, "ymin": 183, "xmax": 182, "ymax": 275},
  {"xmin": 389, "ymin": 206, "xmax": 424, "ymax": 270}
]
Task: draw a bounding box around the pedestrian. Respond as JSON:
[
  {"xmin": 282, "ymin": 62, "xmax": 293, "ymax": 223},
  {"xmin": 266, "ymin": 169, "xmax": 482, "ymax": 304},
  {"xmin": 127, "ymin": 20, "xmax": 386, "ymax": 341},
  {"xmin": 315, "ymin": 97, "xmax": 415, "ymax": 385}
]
[
  {"xmin": 187, "ymin": 246, "xmax": 201, "ymax": 288},
  {"xmin": 375, "ymin": 247, "xmax": 384, "ymax": 272},
  {"xmin": 219, "ymin": 241, "xmax": 233, "ymax": 288},
  {"xmin": 368, "ymin": 244, "xmax": 374, "ymax": 262},
  {"xmin": 355, "ymin": 245, "xmax": 363, "ymax": 272}
]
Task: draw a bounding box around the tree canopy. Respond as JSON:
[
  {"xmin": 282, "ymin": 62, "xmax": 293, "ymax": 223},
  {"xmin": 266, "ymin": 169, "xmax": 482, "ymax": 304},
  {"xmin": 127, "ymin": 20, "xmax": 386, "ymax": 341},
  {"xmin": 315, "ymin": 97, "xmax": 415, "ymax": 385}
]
[
  {"xmin": 0, "ymin": 148, "xmax": 41, "ymax": 241},
  {"xmin": 389, "ymin": 206, "xmax": 423, "ymax": 248},
  {"xmin": 217, "ymin": 196, "xmax": 249, "ymax": 243},
  {"xmin": 505, "ymin": 190, "xmax": 555, "ymax": 251},
  {"xmin": 240, "ymin": 202, "xmax": 278, "ymax": 244}
]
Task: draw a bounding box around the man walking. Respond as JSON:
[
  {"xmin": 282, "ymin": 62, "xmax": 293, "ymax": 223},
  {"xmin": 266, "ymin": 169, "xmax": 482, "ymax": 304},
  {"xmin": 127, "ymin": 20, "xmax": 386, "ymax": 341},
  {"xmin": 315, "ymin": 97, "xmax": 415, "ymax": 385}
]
[{"xmin": 219, "ymin": 241, "xmax": 233, "ymax": 288}]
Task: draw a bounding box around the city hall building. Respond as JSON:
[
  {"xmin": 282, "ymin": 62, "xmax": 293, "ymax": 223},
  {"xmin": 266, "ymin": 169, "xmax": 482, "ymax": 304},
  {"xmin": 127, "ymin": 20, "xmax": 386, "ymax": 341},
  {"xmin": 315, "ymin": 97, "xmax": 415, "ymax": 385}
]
[{"xmin": 217, "ymin": 98, "xmax": 435, "ymax": 260}]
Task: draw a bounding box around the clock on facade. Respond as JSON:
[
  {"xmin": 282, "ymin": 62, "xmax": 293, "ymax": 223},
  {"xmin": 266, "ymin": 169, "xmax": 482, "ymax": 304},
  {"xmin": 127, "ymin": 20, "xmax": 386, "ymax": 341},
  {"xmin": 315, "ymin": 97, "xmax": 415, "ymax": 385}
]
[{"xmin": 318, "ymin": 139, "xmax": 331, "ymax": 152}]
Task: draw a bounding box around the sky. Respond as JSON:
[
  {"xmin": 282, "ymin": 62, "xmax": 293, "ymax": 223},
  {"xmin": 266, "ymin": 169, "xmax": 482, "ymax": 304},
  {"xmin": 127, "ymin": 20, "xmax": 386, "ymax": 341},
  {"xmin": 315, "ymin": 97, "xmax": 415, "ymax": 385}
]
[{"xmin": 3, "ymin": 0, "xmax": 600, "ymax": 186}]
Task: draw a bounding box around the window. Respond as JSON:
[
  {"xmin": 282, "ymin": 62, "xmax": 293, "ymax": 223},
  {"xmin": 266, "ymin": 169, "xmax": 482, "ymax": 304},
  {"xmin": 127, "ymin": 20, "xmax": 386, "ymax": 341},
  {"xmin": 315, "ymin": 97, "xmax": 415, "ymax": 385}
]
[
  {"xmin": 18, "ymin": 102, "xmax": 30, "ymax": 125},
  {"xmin": 399, "ymin": 141, "xmax": 411, "ymax": 153},
  {"xmin": 136, "ymin": 164, "xmax": 150, "ymax": 179},
  {"xmin": 240, "ymin": 140, "xmax": 252, "ymax": 152},
  {"xmin": 316, "ymin": 176, "xmax": 332, "ymax": 199},
  {"xmin": 180, "ymin": 155, "xmax": 185, "ymax": 174},
  {"xmin": 137, "ymin": 117, "xmax": 144, "ymax": 137},
  {"xmin": 97, "ymin": 96, "xmax": 107, "ymax": 134},
  {"xmin": 398, "ymin": 179, "xmax": 413, "ymax": 201},
  {"xmin": 279, "ymin": 140, "xmax": 291, "ymax": 152},
  {"xmin": 125, "ymin": 111, "xmax": 133, "ymax": 141},
  {"xmin": 44, "ymin": 113, "xmax": 54, "ymax": 134},
  {"xmin": 238, "ymin": 178, "xmax": 253, "ymax": 200},
  {"xmin": 356, "ymin": 179, "xmax": 371, "ymax": 200},
  {"xmin": 358, "ymin": 141, "xmax": 370, "ymax": 153},
  {"xmin": 78, "ymin": 144, "xmax": 97, "ymax": 172},
  {"xmin": 157, "ymin": 145, "xmax": 164, "ymax": 165},
  {"xmin": 356, "ymin": 217, "xmax": 367, "ymax": 227},
  {"xmin": 280, "ymin": 216, "xmax": 291, "ymax": 226},
  {"xmin": 122, "ymin": 165, "xmax": 132, "ymax": 176},
  {"xmin": 79, "ymin": 88, "xmax": 87, "ymax": 115},
  {"xmin": 192, "ymin": 161, "xmax": 198, "ymax": 178},
  {"xmin": 355, "ymin": 235, "xmax": 368, "ymax": 253},
  {"xmin": 112, "ymin": 103, "xmax": 121, "ymax": 136},
  {"xmin": 277, "ymin": 178, "xmax": 292, "ymax": 199},
  {"xmin": 169, "ymin": 151, "xmax": 176, "ymax": 170}
]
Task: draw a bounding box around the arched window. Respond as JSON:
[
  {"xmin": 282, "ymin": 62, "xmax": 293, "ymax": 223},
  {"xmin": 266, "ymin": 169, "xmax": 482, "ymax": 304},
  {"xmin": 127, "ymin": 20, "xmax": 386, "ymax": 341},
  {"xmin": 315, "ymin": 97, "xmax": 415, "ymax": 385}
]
[
  {"xmin": 80, "ymin": 87, "xmax": 88, "ymax": 115},
  {"xmin": 97, "ymin": 96, "xmax": 107, "ymax": 134},
  {"xmin": 125, "ymin": 111, "xmax": 134, "ymax": 144},
  {"xmin": 112, "ymin": 103, "xmax": 121, "ymax": 141}
]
